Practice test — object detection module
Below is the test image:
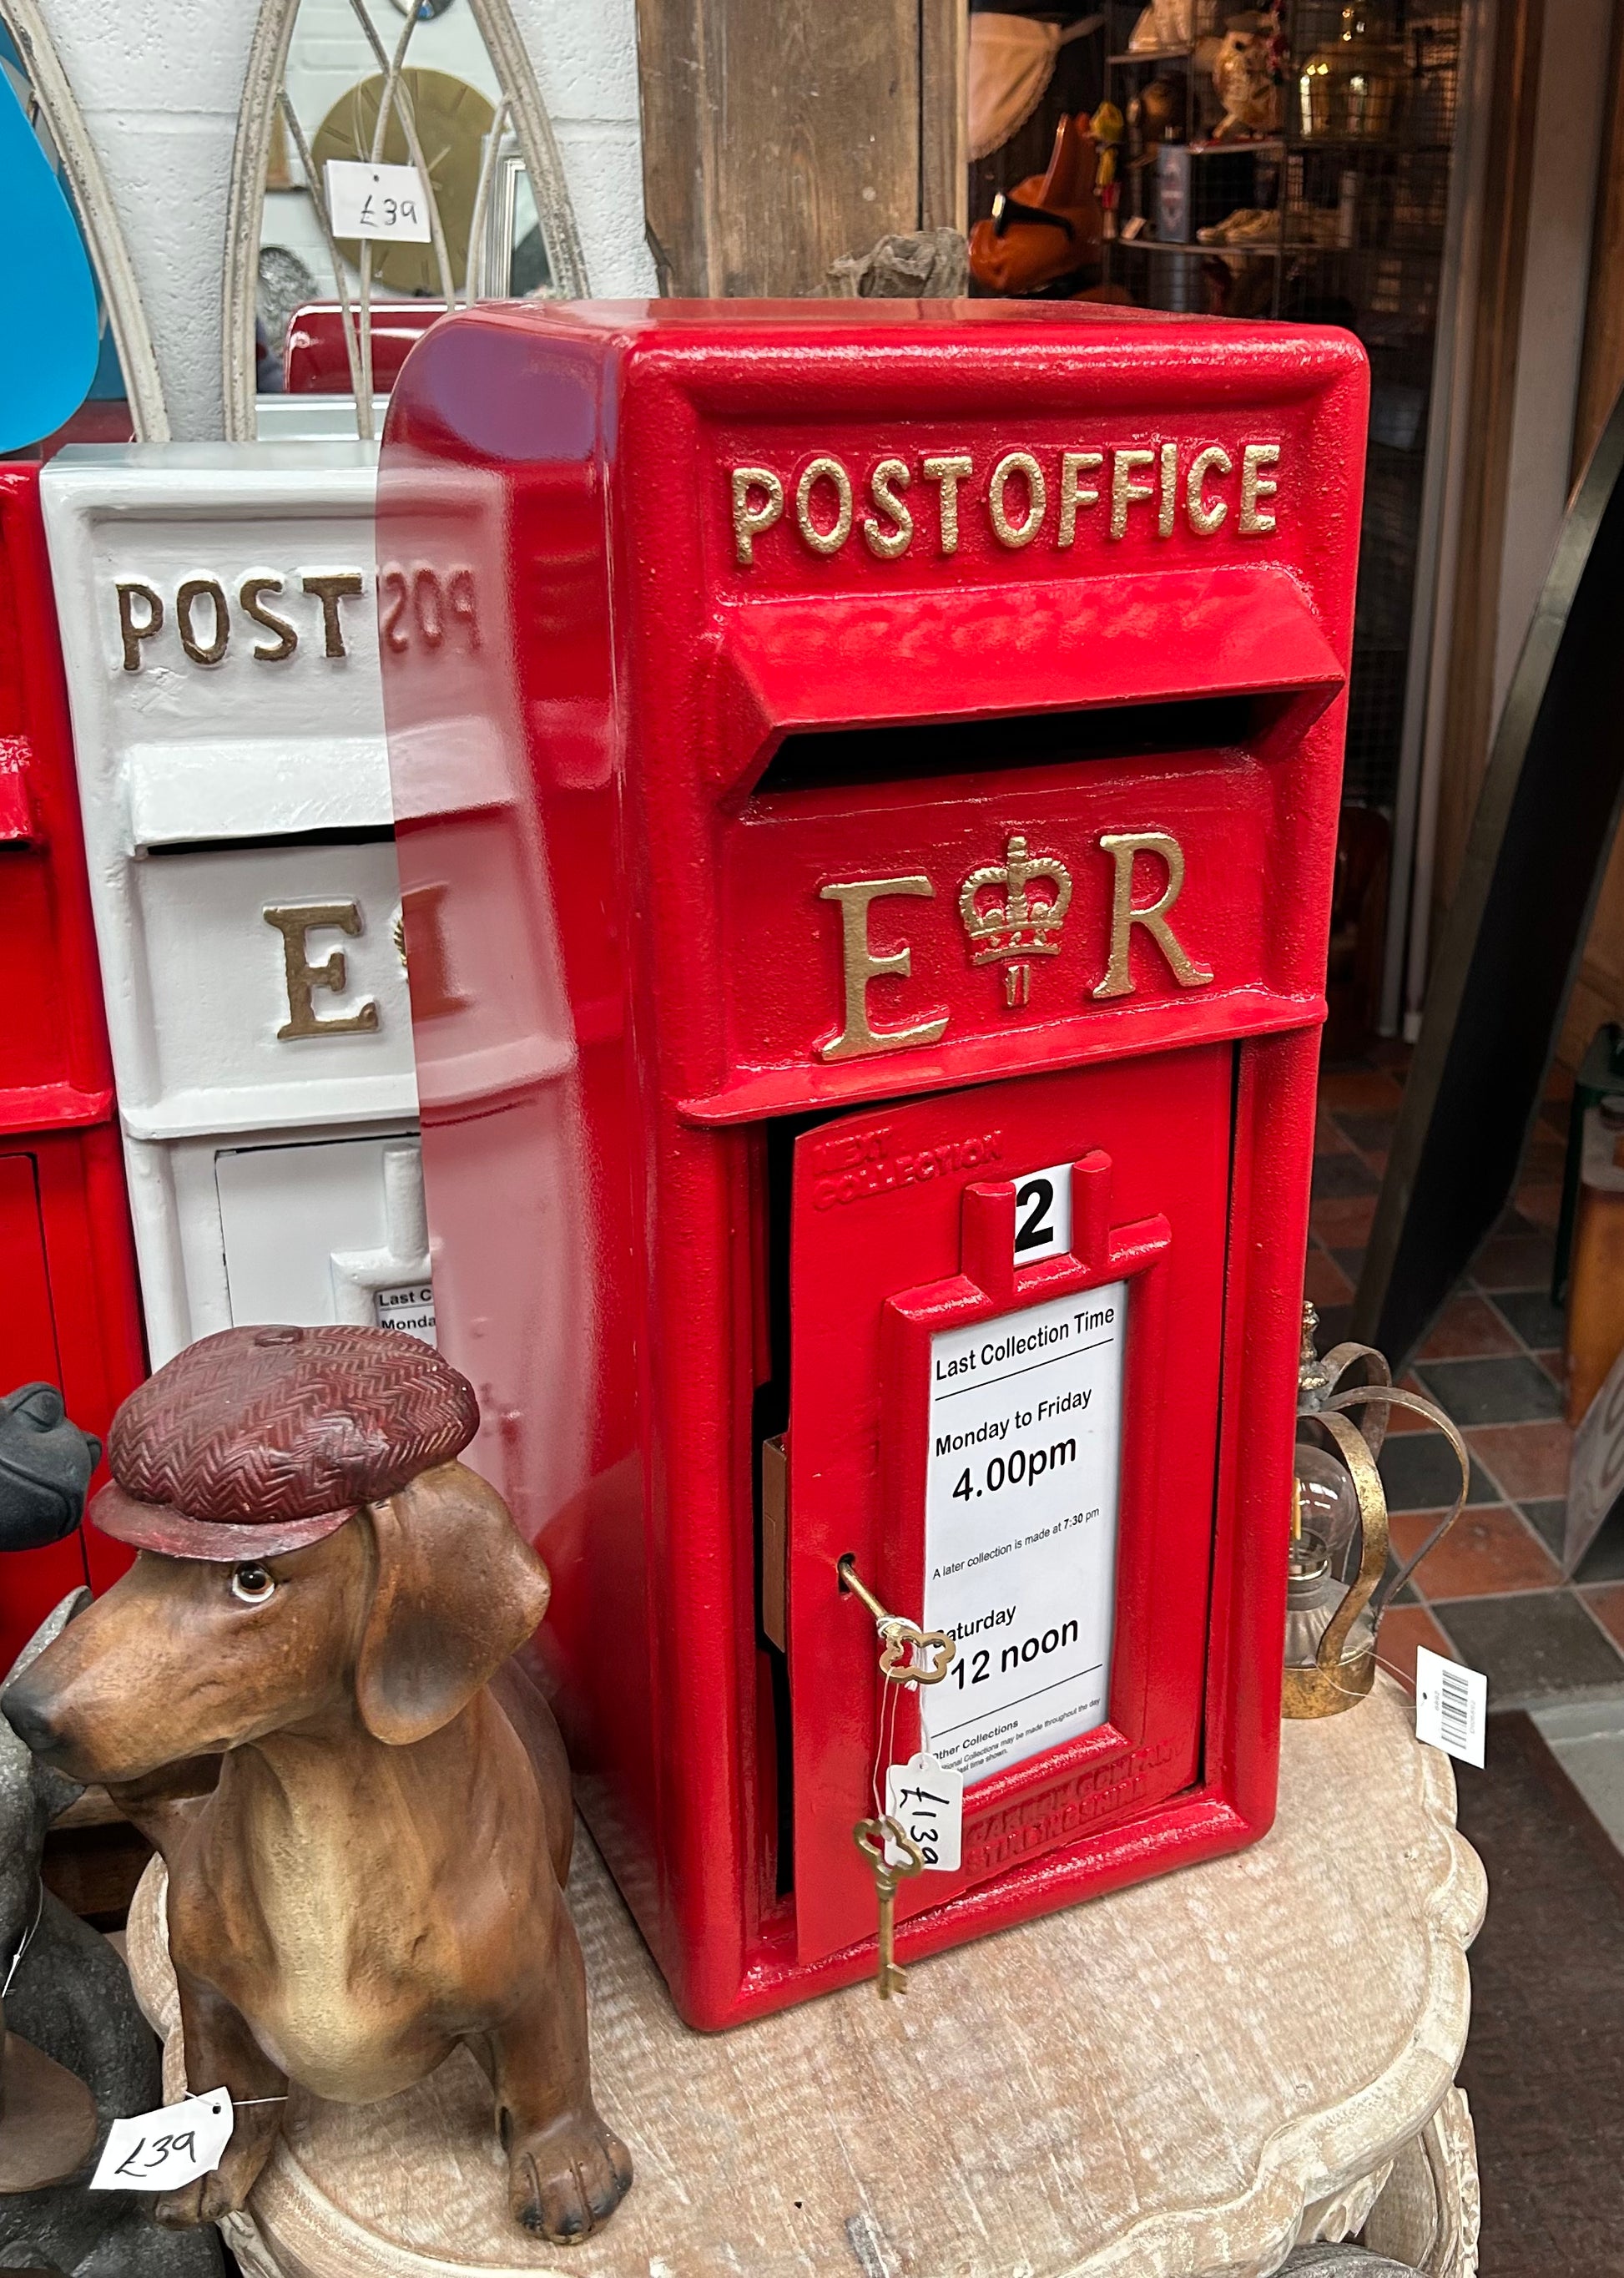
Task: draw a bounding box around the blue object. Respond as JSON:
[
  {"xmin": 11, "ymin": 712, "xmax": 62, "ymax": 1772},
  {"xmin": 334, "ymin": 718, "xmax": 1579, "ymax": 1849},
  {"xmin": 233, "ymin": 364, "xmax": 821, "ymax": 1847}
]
[{"xmin": 0, "ymin": 67, "xmax": 99, "ymax": 450}]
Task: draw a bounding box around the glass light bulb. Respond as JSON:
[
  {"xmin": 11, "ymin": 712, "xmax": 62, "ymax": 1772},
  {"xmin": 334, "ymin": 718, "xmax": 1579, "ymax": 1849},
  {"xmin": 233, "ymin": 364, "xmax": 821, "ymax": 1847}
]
[{"xmin": 1294, "ymin": 1439, "xmax": 1363, "ymax": 1582}]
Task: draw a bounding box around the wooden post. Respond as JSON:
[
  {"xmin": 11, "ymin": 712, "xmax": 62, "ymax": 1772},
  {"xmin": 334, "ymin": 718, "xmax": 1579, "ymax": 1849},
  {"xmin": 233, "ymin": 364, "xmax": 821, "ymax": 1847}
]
[{"xmin": 635, "ymin": 0, "xmax": 966, "ymax": 295}]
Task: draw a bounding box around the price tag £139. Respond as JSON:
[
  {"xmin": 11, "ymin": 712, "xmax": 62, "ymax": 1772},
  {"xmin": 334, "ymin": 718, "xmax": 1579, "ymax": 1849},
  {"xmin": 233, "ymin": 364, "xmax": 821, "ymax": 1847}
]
[
  {"xmin": 89, "ymin": 2089, "xmax": 235, "ymax": 2192},
  {"xmin": 325, "ymin": 159, "xmax": 432, "ymax": 244},
  {"xmin": 885, "ymin": 1751, "xmax": 964, "ymax": 1873}
]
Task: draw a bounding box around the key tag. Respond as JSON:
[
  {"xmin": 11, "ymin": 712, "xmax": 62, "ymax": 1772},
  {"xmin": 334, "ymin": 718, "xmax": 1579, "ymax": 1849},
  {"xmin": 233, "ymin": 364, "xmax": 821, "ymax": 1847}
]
[
  {"xmin": 885, "ymin": 1750, "xmax": 965, "ymax": 1873},
  {"xmin": 90, "ymin": 2089, "xmax": 235, "ymax": 2192}
]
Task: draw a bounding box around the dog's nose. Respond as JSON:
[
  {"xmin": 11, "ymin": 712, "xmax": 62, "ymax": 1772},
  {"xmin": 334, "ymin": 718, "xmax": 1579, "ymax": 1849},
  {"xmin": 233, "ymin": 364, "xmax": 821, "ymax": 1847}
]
[{"xmin": 2, "ymin": 1682, "xmax": 59, "ymax": 1756}]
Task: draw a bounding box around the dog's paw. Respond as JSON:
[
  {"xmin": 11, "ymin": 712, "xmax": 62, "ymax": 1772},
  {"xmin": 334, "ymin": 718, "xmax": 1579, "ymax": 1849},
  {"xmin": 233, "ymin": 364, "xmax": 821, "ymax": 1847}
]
[
  {"xmin": 154, "ymin": 2167, "xmax": 246, "ymax": 2227},
  {"xmin": 507, "ymin": 2108, "xmax": 633, "ymax": 2243}
]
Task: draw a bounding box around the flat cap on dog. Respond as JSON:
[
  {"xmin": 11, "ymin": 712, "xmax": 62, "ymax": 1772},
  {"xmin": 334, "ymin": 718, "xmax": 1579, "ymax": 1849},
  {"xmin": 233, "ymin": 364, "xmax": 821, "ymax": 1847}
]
[{"xmin": 89, "ymin": 1325, "xmax": 480, "ymax": 1559}]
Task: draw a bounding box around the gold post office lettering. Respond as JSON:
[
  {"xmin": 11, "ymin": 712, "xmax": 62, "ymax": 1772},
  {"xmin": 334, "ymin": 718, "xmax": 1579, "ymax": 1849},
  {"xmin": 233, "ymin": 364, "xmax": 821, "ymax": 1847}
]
[
  {"xmin": 819, "ymin": 827, "xmax": 1212, "ymax": 1063},
  {"xmin": 731, "ymin": 442, "xmax": 1280, "ymax": 565}
]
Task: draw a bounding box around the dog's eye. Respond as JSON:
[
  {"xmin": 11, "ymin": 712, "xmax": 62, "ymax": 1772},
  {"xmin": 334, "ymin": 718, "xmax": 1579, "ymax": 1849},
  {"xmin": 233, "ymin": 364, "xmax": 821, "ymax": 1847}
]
[{"xmin": 230, "ymin": 1563, "xmax": 276, "ymax": 1605}]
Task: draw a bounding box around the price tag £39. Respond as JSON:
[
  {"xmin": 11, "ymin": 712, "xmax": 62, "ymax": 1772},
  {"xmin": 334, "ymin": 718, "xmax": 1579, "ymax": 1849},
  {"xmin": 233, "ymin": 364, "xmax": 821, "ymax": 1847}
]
[
  {"xmin": 90, "ymin": 2089, "xmax": 235, "ymax": 2192},
  {"xmin": 325, "ymin": 159, "xmax": 432, "ymax": 243},
  {"xmin": 885, "ymin": 1752, "xmax": 964, "ymax": 1872}
]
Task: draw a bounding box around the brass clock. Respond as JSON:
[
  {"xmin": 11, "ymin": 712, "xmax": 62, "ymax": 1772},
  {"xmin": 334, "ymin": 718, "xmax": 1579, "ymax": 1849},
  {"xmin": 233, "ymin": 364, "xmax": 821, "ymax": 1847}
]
[{"xmin": 311, "ymin": 68, "xmax": 495, "ymax": 295}]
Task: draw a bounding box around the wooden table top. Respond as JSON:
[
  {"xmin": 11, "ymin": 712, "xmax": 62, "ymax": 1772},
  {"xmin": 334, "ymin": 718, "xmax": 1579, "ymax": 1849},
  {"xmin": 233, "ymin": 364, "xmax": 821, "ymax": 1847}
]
[{"xmin": 128, "ymin": 1676, "xmax": 1485, "ymax": 2278}]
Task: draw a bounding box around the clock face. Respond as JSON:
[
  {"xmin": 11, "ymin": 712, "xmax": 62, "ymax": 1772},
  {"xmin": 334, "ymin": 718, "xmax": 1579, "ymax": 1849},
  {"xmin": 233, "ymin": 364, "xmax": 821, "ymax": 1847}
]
[{"xmin": 311, "ymin": 68, "xmax": 495, "ymax": 294}]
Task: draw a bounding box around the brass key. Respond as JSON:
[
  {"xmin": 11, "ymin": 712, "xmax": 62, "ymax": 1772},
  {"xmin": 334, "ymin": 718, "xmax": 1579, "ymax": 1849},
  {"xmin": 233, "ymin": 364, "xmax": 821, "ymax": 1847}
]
[{"xmin": 853, "ymin": 1816, "xmax": 924, "ymax": 1999}]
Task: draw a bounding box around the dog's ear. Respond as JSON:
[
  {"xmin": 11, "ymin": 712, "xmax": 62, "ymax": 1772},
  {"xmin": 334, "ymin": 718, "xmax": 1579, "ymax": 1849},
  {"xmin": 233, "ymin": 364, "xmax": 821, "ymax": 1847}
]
[{"xmin": 356, "ymin": 1462, "xmax": 551, "ymax": 1745}]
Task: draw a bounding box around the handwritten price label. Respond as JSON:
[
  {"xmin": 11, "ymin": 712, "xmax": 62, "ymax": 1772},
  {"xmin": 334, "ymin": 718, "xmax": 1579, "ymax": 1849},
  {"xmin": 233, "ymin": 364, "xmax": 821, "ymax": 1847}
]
[
  {"xmin": 325, "ymin": 159, "xmax": 431, "ymax": 244},
  {"xmin": 885, "ymin": 1751, "xmax": 964, "ymax": 1873},
  {"xmin": 90, "ymin": 2089, "xmax": 235, "ymax": 2192}
]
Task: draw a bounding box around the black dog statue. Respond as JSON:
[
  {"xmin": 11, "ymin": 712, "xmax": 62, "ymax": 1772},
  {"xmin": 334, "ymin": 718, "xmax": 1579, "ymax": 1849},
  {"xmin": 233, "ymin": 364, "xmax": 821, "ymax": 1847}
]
[
  {"xmin": 0, "ymin": 1372, "xmax": 224, "ymax": 2278},
  {"xmin": 0, "ymin": 1386, "xmax": 100, "ymax": 1553},
  {"xmin": 0, "ymin": 1594, "xmax": 223, "ymax": 2275}
]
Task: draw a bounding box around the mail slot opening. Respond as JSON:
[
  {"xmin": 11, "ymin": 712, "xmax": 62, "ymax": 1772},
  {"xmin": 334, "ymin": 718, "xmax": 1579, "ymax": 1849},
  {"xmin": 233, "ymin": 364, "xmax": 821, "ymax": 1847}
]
[{"xmin": 751, "ymin": 691, "xmax": 1279, "ymax": 798}]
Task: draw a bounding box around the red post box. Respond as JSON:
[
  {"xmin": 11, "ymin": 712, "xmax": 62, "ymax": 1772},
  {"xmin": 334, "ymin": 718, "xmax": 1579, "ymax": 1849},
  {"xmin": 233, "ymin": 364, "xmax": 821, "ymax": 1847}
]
[
  {"xmin": 380, "ymin": 303, "xmax": 1368, "ymax": 2028},
  {"xmin": 0, "ymin": 467, "xmax": 145, "ymax": 1667}
]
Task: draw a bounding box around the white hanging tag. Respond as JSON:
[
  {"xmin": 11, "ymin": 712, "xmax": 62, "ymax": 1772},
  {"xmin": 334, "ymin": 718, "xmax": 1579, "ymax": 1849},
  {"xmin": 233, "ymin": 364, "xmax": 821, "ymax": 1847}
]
[
  {"xmin": 89, "ymin": 2089, "xmax": 235, "ymax": 2192},
  {"xmin": 885, "ymin": 1751, "xmax": 964, "ymax": 1872},
  {"xmin": 1414, "ymin": 1646, "xmax": 1486, "ymax": 1770},
  {"xmin": 325, "ymin": 159, "xmax": 432, "ymax": 244}
]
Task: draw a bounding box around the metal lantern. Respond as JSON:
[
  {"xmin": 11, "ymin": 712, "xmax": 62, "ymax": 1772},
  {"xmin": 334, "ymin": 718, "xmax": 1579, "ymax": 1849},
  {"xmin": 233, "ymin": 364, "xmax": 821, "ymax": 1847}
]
[{"xmin": 1284, "ymin": 1304, "xmax": 1469, "ymax": 1719}]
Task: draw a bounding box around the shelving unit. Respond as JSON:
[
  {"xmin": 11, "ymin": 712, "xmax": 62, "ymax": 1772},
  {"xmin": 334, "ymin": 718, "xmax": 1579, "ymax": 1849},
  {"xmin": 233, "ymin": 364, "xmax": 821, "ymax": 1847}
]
[{"xmin": 1101, "ymin": 2, "xmax": 1462, "ymax": 816}]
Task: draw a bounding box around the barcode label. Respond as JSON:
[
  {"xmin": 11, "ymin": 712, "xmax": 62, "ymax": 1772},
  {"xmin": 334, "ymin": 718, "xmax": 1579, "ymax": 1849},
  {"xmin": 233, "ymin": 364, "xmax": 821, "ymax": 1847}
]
[{"xmin": 1415, "ymin": 1646, "xmax": 1486, "ymax": 1768}]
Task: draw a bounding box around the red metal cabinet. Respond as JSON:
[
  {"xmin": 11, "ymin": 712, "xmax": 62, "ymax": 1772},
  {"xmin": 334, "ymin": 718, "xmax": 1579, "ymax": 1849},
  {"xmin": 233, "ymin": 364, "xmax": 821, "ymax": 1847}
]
[
  {"xmin": 0, "ymin": 468, "xmax": 144, "ymax": 1667},
  {"xmin": 379, "ymin": 302, "xmax": 1368, "ymax": 2027}
]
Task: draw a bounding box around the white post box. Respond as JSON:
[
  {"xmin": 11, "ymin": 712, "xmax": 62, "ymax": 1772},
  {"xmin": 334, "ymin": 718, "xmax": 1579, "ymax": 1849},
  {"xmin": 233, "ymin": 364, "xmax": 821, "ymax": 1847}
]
[{"xmin": 41, "ymin": 443, "xmax": 431, "ymax": 1366}]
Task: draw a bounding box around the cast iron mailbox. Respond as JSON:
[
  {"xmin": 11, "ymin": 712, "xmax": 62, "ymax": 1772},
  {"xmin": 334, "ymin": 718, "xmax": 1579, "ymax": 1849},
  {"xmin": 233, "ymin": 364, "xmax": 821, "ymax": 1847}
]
[
  {"xmin": 0, "ymin": 467, "xmax": 145, "ymax": 1666},
  {"xmin": 40, "ymin": 445, "xmax": 432, "ymax": 1369},
  {"xmin": 380, "ymin": 301, "xmax": 1368, "ymax": 2027}
]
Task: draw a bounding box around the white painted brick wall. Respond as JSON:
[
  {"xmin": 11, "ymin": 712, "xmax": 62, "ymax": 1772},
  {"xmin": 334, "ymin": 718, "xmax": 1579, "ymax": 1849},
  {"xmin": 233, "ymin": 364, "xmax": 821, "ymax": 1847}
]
[{"xmin": 34, "ymin": 0, "xmax": 655, "ymax": 437}]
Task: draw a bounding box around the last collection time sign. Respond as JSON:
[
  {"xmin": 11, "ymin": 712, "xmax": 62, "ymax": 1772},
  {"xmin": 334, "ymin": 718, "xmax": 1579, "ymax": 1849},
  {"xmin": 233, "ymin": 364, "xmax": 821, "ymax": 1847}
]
[{"xmin": 921, "ymin": 1283, "xmax": 1126, "ymax": 1782}]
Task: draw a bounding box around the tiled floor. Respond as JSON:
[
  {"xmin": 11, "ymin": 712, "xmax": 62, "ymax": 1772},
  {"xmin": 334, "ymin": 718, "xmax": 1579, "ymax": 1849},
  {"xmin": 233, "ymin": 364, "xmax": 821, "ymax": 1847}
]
[{"xmin": 1311, "ymin": 1052, "xmax": 1624, "ymax": 1710}]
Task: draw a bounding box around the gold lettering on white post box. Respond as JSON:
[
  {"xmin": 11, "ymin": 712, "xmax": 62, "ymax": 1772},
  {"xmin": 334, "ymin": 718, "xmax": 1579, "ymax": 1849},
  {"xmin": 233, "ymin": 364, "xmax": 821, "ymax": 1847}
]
[
  {"xmin": 116, "ymin": 580, "xmax": 163, "ymax": 671},
  {"xmin": 264, "ymin": 902, "xmax": 381, "ymax": 1038},
  {"xmin": 819, "ymin": 877, "xmax": 948, "ymax": 1061},
  {"xmin": 300, "ymin": 571, "xmax": 364, "ymax": 658},
  {"xmin": 240, "ymin": 574, "xmax": 299, "ymax": 661},
  {"xmin": 1092, "ymin": 831, "xmax": 1213, "ymax": 1000},
  {"xmin": 176, "ymin": 579, "xmax": 229, "ymax": 665},
  {"xmin": 959, "ymin": 836, "xmax": 1072, "ymax": 1009}
]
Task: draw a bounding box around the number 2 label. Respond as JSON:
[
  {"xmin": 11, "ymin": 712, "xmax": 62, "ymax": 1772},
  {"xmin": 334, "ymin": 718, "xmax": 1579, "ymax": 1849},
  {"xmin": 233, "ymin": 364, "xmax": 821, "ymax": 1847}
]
[{"xmin": 1013, "ymin": 1162, "xmax": 1072, "ymax": 1262}]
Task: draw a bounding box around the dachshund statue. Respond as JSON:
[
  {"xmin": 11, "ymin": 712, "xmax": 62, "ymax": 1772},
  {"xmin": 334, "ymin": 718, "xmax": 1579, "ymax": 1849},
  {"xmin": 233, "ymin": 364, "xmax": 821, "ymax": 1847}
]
[
  {"xmin": 3, "ymin": 1325, "xmax": 632, "ymax": 2248},
  {"xmin": 1, "ymin": 1592, "xmax": 223, "ymax": 2275}
]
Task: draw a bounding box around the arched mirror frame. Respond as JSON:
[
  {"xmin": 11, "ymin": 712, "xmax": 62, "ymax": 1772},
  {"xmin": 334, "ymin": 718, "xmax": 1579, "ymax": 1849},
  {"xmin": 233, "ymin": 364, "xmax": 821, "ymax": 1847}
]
[
  {"xmin": 222, "ymin": 0, "xmax": 591, "ymax": 442},
  {"xmin": 0, "ymin": 0, "xmax": 169, "ymax": 439}
]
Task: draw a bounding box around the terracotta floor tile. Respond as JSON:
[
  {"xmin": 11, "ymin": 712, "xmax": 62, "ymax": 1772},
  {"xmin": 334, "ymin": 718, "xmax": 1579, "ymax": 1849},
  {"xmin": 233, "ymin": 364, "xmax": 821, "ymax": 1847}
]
[
  {"xmin": 1303, "ymin": 1246, "xmax": 1353, "ymax": 1307},
  {"xmin": 1335, "ymin": 1109, "xmax": 1398, "ymax": 1155},
  {"xmin": 1389, "ymin": 1504, "xmax": 1560, "ymax": 1599},
  {"xmin": 1375, "ymin": 1604, "xmax": 1455, "ymax": 1690},
  {"xmin": 1520, "ymin": 1135, "xmax": 1567, "ymax": 1180},
  {"xmin": 1580, "ymin": 1583, "xmax": 1624, "ymax": 1652},
  {"xmin": 1314, "ymin": 1109, "xmax": 1354, "ymax": 1154},
  {"xmin": 1419, "ymin": 1294, "xmax": 1519, "ymax": 1361},
  {"xmin": 1535, "ymin": 1349, "xmax": 1563, "ymax": 1390},
  {"xmin": 1384, "ymin": 1369, "xmax": 1432, "ymax": 1433},
  {"xmin": 1312, "ymin": 1151, "xmax": 1380, "ymax": 1200},
  {"xmin": 1473, "ymin": 1231, "xmax": 1556, "ymax": 1291},
  {"xmin": 1318, "ymin": 1068, "xmax": 1406, "ymax": 1114},
  {"xmin": 1465, "ymin": 1418, "xmax": 1574, "ymax": 1502},
  {"xmin": 1516, "ymin": 1181, "xmax": 1563, "ymax": 1231},
  {"xmin": 1310, "ymin": 1194, "xmax": 1378, "ymax": 1247}
]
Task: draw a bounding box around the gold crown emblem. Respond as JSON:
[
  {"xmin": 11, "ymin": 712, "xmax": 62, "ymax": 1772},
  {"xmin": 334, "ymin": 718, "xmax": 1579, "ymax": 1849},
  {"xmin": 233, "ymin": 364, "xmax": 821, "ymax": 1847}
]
[
  {"xmin": 960, "ymin": 831, "xmax": 1071, "ymax": 957},
  {"xmin": 959, "ymin": 835, "xmax": 1072, "ymax": 1009}
]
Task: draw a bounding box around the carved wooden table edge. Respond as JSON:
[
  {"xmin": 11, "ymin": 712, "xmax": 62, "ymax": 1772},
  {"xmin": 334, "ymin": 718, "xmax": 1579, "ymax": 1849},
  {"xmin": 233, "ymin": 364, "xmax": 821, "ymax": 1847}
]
[{"xmin": 125, "ymin": 1678, "xmax": 1488, "ymax": 2278}]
